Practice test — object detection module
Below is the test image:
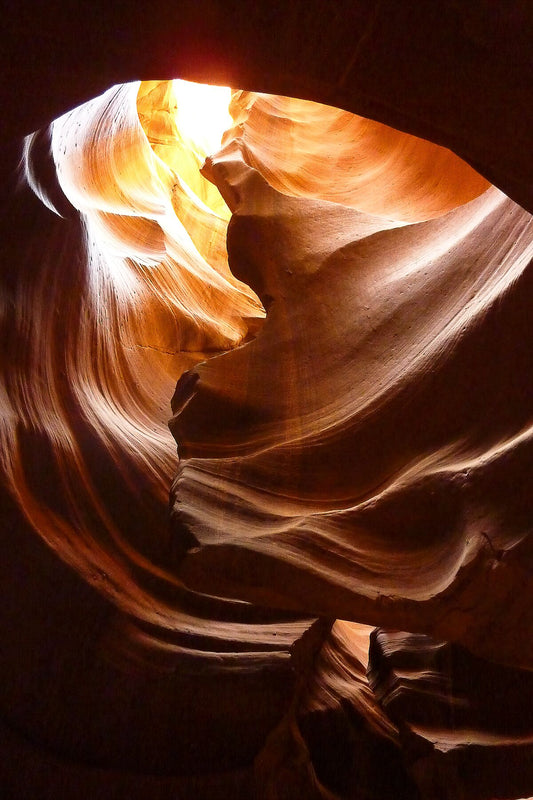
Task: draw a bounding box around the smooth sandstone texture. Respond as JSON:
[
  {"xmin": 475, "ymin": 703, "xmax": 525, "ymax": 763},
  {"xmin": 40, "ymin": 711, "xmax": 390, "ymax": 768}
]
[
  {"xmin": 226, "ymin": 92, "xmax": 489, "ymax": 223},
  {"xmin": 368, "ymin": 629, "xmax": 533, "ymax": 800},
  {"xmin": 1, "ymin": 59, "xmax": 532, "ymax": 800},
  {"xmin": 171, "ymin": 130, "xmax": 533, "ymax": 671},
  {"xmin": 2, "ymin": 3, "xmax": 532, "ymax": 214},
  {"xmin": 0, "ymin": 80, "xmax": 321, "ymax": 794}
]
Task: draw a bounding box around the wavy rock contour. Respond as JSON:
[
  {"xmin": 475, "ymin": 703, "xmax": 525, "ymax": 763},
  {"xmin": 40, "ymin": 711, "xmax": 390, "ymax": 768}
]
[
  {"xmin": 170, "ymin": 119, "xmax": 533, "ymax": 672},
  {"xmin": 2, "ymin": 75, "xmax": 532, "ymax": 799}
]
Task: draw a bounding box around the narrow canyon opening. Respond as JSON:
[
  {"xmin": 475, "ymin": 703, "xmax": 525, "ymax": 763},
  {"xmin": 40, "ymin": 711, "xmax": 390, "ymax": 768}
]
[{"xmin": 3, "ymin": 70, "xmax": 533, "ymax": 800}]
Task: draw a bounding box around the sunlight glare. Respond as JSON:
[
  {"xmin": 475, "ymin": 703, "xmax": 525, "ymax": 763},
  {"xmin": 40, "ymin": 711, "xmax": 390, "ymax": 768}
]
[{"xmin": 172, "ymin": 79, "xmax": 233, "ymax": 156}]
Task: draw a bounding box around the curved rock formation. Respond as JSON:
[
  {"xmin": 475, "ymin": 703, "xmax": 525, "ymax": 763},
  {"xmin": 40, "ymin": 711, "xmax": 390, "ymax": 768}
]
[
  {"xmin": 226, "ymin": 91, "xmax": 489, "ymax": 223},
  {"xmin": 0, "ymin": 80, "xmax": 322, "ymax": 796},
  {"xmin": 171, "ymin": 127, "xmax": 533, "ymax": 672},
  {"xmin": 3, "ymin": 3, "xmax": 532, "ymax": 213},
  {"xmin": 1, "ymin": 5, "xmax": 532, "ymax": 795},
  {"xmin": 369, "ymin": 629, "xmax": 533, "ymax": 800}
]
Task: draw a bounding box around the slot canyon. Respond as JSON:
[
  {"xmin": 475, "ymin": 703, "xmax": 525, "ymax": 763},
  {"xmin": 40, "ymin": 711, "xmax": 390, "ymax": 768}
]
[{"xmin": 1, "ymin": 3, "xmax": 533, "ymax": 798}]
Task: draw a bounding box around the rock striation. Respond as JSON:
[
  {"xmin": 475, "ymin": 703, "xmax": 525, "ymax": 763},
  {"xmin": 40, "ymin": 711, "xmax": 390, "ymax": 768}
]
[
  {"xmin": 0, "ymin": 80, "xmax": 320, "ymax": 796},
  {"xmin": 1, "ymin": 10, "xmax": 532, "ymax": 792},
  {"xmin": 369, "ymin": 629, "xmax": 533, "ymax": 800},
  {"xmin": 170, "ymin": 105, "xmax": 533, "ymax": 672}
]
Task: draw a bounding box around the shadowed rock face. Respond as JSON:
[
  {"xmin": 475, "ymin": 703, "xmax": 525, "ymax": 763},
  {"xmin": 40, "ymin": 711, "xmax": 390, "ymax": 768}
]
[
  {"xmin": 171, "ymin": 126, "xmax": 533, "ymax": 672},
  {"xmin": 1, "ymin": 4, "xmax": 533, "ymax": 799},
  {"xmin": 368, "ymin": 630, "xmax": 533, "ymax": 800}
]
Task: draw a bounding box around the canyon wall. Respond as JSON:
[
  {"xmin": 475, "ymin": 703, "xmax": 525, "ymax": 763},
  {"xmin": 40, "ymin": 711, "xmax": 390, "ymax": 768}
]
[{"xmin": 1, "ymin": 4, "xmax": 532, "ymax": 798}]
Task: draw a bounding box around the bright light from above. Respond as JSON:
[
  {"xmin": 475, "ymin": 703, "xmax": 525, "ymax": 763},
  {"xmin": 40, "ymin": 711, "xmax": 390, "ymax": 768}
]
[{"xmin": 172, "ymin": 79, "xmax": 233, "ymax": 156}]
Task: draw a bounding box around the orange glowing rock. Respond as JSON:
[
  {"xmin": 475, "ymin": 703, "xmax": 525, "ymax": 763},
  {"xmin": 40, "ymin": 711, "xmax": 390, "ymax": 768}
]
[
  {"xmin": 2, "ymin": 70, "xmax": 533, "ymax": 800},
  {"xmin": 227, "ymin": 91, "xmax": 490, "ymax": 222},
  {"xmin": 170, "ymin": 116, "xmax": 533, "ymax": 672}
]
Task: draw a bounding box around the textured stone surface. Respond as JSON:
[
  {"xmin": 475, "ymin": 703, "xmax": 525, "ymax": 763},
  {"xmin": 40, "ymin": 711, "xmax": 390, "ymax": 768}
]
[
  {"xmin": 369, "ymin": 630, "xmax": 533, "ymax": 799},
  {"xmin": 171, "ymin": 132, "xmax": 533, "ymax": 671},
  {"xmin": 2, "ymin": 2, "xmax": 532, "ymax": 212},
  {"xmin": 1, "ymin": 4, "xmax": 533, "ymax": 798}
]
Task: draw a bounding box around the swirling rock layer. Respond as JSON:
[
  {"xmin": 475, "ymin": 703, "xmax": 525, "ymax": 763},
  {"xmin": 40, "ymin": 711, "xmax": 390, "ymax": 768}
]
[
  {"xmin": 0, "ymin": 80, "xmax": 323, "ymax": 793},
  {"xmin": 171, "ymin": 133, "xmax": 533, "ymax": 672},
  {"xmin": 369, "ymin": 629, "xmax": 533, "ymax": 800},
  {"xmin": 1, "ymin": 23, "xmax": 532, "ymax": 795}
]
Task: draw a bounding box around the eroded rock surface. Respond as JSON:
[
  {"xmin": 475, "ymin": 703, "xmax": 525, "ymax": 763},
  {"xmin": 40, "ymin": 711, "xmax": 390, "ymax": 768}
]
[
  {"xmin": 170, "ymin": 126, "xmax": 533, "ymax": 671},
  {"xmin": 369, "ymin": 629, "xmax": 533, "ymax": 800},
  {"xmin": 1, "ymin": 53, "xmax": 532, "ymax": 799}
]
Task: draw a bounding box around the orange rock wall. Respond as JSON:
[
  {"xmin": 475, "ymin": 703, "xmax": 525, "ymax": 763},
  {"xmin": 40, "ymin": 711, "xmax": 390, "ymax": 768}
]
[{"xmin": 1, "ymin": 3, "xmax": 533, "ymax": 797}]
